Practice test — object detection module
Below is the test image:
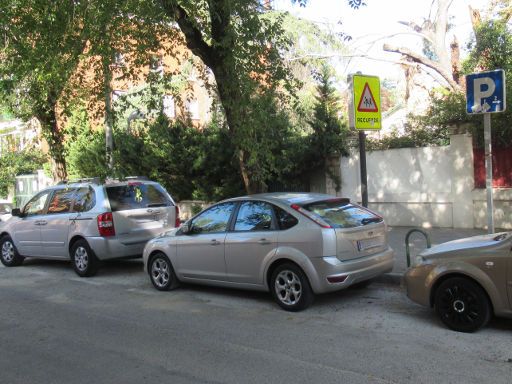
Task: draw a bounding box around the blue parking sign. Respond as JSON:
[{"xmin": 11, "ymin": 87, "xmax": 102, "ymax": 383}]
[{"xmin": 466, "ymin": 70, "xmax": 506, "ymax": 114}]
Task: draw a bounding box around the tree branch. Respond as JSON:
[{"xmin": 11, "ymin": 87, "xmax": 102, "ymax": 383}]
[
  {"xmin": 383, "ymin": 43, "xmax": 460, "ymax": 91},
  {"xmin": 159, "ymin": 0, "xmax": 214, "ymax": 68}
]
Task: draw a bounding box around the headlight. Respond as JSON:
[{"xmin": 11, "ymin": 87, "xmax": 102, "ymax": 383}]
[{"xmin": 414, "ymin": 256, "xmax": 425, "ymax": 266}]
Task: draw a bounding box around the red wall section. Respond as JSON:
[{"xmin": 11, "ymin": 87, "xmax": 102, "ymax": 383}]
[{"xmin": 474, "ymin": 147, "xmax": 512, "ymax": 188}]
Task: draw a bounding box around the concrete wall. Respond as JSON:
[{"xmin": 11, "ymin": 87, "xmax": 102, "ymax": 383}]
[{"xmin": 340, "ymin": 134, "xmax": 511, "ymax": 229}]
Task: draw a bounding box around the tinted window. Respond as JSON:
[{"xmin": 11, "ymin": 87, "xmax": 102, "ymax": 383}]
[
  {"xmin": 106, "ymin": 183, "xmax": 172, "ymax": 211},
  {"xmin": 47, "ymin": 189, "xmax": 74, "ymax": 214},
  {"xmin": 73, "ymin": 187, "xmax": 96, "ymax": 212},
  {"xmin": 234, "ymin": 201, "xmax": 274, "ymax": 231},
  {"xmin": 275, "ymin": 206, "xmax": 298, "ymax": 230},
  {"xmin": 191, "ymin": 202, "xmax": 235, "ymax": 234},
  {"xmin": 303, "ymin": 200, "xmax": 382, "ymax": 228},
  {"xmin": 23, "ymin": 191, "xmax": 51, "ymax": 216}
]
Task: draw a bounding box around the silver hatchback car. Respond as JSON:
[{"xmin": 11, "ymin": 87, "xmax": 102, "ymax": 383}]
[
  {"xmin": 143, "ymin": 193, "xmax": 394, "ymax": 310},
  {"xmin": 0, "ymin": 178, "xmax": 179, "ymax": 277}
]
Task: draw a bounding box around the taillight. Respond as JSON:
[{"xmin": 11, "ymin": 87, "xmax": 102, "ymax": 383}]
[
  {"xmin": 290, "ymin": 204, "xmax": 332, "ymax": 228},
  {"xmin": 327, "ymin": 275, "xmax": 348, "ymax": 284},
  {"xmin": 174, "ymin": 205, "xmax": 181, "ymax": 227},
  {"xmin": 97, "ymin": 212, "xmax": 115, "ymax": 237}
]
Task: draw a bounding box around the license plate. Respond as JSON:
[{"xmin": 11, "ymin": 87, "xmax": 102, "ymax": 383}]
[{"xmin": 357, "ymin": 237, "xmax": 383, "ymax": 251}]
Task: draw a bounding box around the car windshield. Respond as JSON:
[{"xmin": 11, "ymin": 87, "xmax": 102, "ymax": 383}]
[
  {"xmin": 106, "ymin": 183, "xmax": 172, "ymax": 211},
  {"xmin": 302, "ymin": 199, "xmax": 382, "ymax": 228}
]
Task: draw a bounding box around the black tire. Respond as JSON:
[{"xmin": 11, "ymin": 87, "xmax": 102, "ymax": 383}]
[
  {"xmin": 434, "ymin": 277, "xmax": 491, "ymax": 333},
  {"xmin": 71, "ymin": 239, "xmax": 99, "ymax": 277},
  {"xmin": 270, "ymin": 263, "xmax": 314, "ymax": 311},
  {"xmin": 0, "ymin": 235, "xmax": 24, "ymax": 267},
  {"xmin": 148, "ymin": 252, "xmax": 180, "ymax": 291}
]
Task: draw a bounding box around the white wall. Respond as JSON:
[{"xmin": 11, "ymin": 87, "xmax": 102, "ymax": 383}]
[{"xmin": 340, "ymin": 134, "xmax": 511, "ymax": 229}]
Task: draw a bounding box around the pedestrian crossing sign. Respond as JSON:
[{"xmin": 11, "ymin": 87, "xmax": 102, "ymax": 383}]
[{"xmin": 348, "ymin": 74, "xmax": 382, "ymax": 130}]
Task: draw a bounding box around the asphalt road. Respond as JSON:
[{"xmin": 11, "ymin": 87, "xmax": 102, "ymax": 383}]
[{"xmin": 1, "ymin": 259, "xmax": 512, "ymax": 384}]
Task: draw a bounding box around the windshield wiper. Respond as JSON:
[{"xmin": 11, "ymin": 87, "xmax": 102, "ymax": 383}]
[{"xmin": 361, "ymin": 217, "xmax": 382, "ymax": 225}]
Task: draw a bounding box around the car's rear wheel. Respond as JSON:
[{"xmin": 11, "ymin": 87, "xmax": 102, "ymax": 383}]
[
  {"xmin": 434, "ymin": 277, "xmax": 491, "ymax": 333},
  {"xmin": 149, "ymin": 253, "xmax": 179, "ymax": 291},
  {"xmin": 270, "ymin": 263, "xmax": 314, "ymax": 311},
  {"xmin": 0, "ymin": 235, "xmax": 24, "ymax": 267},
  {"xmin": 71, "ymin": 239, "xmax": 99, "ymax": 277}
]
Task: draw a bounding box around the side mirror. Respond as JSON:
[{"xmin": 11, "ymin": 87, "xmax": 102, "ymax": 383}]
[
  {"xmin": 11, "ymin": 208, "xmax": 22, "ymax": 217},
  {"xmin": 180, "ymin": 223, "xmax": 191, "ymax": 234}
]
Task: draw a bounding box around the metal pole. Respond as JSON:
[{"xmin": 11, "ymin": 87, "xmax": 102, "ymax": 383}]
[
  {"xmin": 359, "ymin": 131, "xmax": 368, "ymax": 207},
  {"xmin": 484, "ymin": 113, "xmax": 494, "ymax": 233}
]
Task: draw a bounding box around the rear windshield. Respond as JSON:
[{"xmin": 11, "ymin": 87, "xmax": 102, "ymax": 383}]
[
  {"xmin": 106, "ymin": 183, "xmax": 173, "ymax": 211},
  {"xmin": 303, "ymin": 199, "xmax": 382, "ymax": 228}
]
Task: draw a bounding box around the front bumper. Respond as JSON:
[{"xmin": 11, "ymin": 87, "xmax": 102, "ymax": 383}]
[
  {"xmin": 403, "ymin": 264, "xmax": 436, "ymax": 307},
  {"xmin": 309, "ymin": 246, "xmax": 394, "ymax": 294}
]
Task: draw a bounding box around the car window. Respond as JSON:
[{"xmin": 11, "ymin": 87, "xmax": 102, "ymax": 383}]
[
  {"xmin": 47, "ymin": 189, "xmax": 74, "ymax": 215},
  {"xmin": 303, "ymin": 199, "xmax": 382, "ymax": 228},
  {"xmin": 234, "ymin": 201, "xmax": 274, "ymax": 231},
  {"xmin": 73, "ymin": 187, "xmax": 96, "ymax": 213},
  {"xmin": 275, "ymin": 206, "xmax": 298, "ymax": 230},
  {"xmin": 23, "ymin": 191, "xmax": 51, "ymax": 216},
  {"xmin": 106, "ymin": 183, "xmax": 172, "ymax": 211},
  {"xmin": 191, "ymin": 202, "xmax": 236, "ymax": 234}
]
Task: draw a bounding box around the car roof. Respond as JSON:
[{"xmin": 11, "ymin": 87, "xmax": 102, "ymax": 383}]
[
  {"xmin": 225, "ymin": 192, "xmax": 349, "ymax": 206},
  {"xmin": 52, "ymin": 177, "xmax": 156, "ymax": 188}
]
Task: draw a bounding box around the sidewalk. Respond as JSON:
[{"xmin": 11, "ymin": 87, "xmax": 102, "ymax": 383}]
[{"xmin": 378, "ymin": 226, "xmax": 486, "ymax": 284}]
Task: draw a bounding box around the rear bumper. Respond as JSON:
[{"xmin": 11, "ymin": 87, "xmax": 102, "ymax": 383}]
[
  {"xmin": 309, "ymin": 247, "xmax": 394, "ymax": 293},
  {"xmin": 86, "ymin": 236, "xmax": 149, "ymax": 260}
]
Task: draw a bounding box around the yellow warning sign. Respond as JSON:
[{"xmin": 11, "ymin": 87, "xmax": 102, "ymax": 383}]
[{"xmin": 349, "ymin": 74, "xmax": 381, "ymax": 130}]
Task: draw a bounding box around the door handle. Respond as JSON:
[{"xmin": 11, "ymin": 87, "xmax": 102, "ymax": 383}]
[
  {"xmin": 258, "ymin": 239, "xmax": 271, "ymax": 245},
  {"xmin": 210, "ymin": 239, "xmax": 221, "ymax": 246},
  {"xmin": 147, "ymin": 209, "xmax": 161, "ymax": 214},
  {"xmin": 38, "ymin": 220, "xmax": 47, "ymax": 226}
]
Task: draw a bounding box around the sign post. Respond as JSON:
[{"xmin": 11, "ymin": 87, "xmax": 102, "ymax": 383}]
[
  {"xmin": 466, "ymin": 69, "xmax": 506, "ymax": 233},
  {"xmin": 348, "ymin": 73, "xmax": 381, "ymax": 207}
]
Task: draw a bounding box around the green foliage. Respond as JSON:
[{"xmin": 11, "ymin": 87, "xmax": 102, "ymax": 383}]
[
  {"xmin": 369, "ymin": 20, "xmax": 512, "ymax": 150},
  {"xmin": 64, "ymin": 106, "xmax": 108, "ymax": 181},
  {"xmin": 0, "ymin": 0, "xmax": 175, "ymax": 178},
  {"xmin": 115, "ymin": 116, "xmax": 244, "ymax": 201},
  {"xmin": 64, "ymin": 111, "xmax": 243, "ymax": 201},
  {"xmin": 299, "ymin": 64, "xmax": 349, "ymax": 190},
  {"xmin": 0, "ymin": 148, "xmax": 47, "ymax": 198},
  {"xmin": 463, "ymin": 19, "xmax": 512, "ymax": 148}
]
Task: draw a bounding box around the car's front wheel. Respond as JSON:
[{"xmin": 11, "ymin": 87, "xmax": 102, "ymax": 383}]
[
  {"xmin": 0, "ymin": 235, "xmax": 24, "ymax": 267},
  {"xmin": 270, "ymin": 263, "xmax": 314, "ymax": 311},
  {"xmin": 149, "ymin": 253, "xmax": 179, "ymax": 291},
  {"xmin": 71, "ymin": 239, "xmax": 99, "ymax": 277},
  {"xmin": 434, "ymin": 277, "xmax": 491, "ymax": 333}
]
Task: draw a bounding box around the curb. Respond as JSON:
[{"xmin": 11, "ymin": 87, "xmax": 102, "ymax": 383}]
[{"xmin": 374, "ymin": 272, "xmax": 403, "ymax": 286}]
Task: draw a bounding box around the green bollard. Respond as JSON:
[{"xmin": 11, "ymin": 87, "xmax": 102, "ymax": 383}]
[{"xmin": 405, "ymin": 229, "xmax": 432, "ymax": 267}]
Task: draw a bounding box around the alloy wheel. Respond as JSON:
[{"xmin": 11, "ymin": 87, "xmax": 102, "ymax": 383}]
[
  {"xmin": 2, "ymin": 241, "xmax": 14, "ymax": 263},
  {"xmin": 74, "ymin": 246, "xmax": 89, "ymax": 272},
  {"xmin": 151, "ymin": 257, "xmax": 170, "ymax": 289},
  {"xmin": 274, "ymin": 270, "xmax": 302, "ymax": 306}
]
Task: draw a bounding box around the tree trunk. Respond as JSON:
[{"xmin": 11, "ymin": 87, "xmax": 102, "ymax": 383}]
[
  {"xmin": 103, "ymin": 55, "xmax": 114, "ymax": 174},
  {"xmin": 38, "ymin": 105, "xmax": 67, "ymax": 181},
  {"xmin": 161, "ymin": 0, "xmax": 266, "ymax": 194}
]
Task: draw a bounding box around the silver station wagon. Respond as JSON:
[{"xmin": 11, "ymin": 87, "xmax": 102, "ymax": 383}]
[
  {"xmin": 0, "ymin": 178, "xmax": 179, "ymax": 277},
  {"xmin": 143, "ymin": 193, "xmax": 394, "ymax": 311}
]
